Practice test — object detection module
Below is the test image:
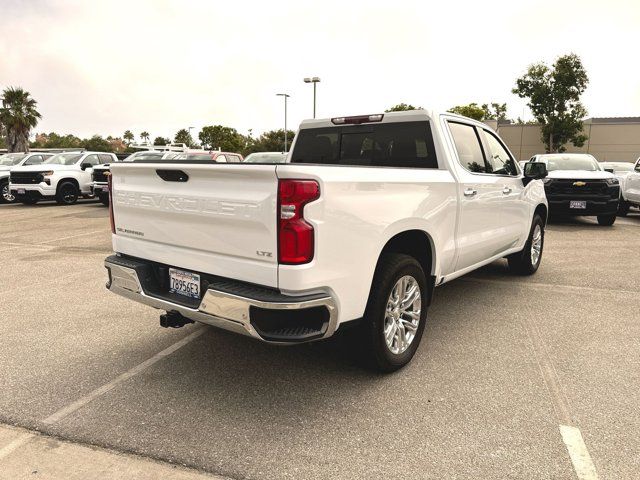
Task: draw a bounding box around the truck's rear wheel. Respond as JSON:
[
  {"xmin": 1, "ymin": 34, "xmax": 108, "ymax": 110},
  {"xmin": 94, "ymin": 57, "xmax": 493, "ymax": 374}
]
[
  {"xmin": 356, "ymin": 253, "xmax": 428, "ymax": 372},
  {"xmin": 56, "ymin": 181, "xmax": 79, "ymax": 205},
  {"xmin": 597, "ymin": 213, "xmax": 616, "ymax": 226},
  {"xmin": 508, "ymin": 214, "xmax": 544, "ymax": 275},
  {"xmin": 617, "ymin": 200, "xmax": 629, "ymax": 217}
]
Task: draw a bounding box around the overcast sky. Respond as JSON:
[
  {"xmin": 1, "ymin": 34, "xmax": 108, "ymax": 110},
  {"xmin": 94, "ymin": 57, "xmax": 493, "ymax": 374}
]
[{"xmin": 1, "ymin": 0, "xmax": 639, "ymax": 142}]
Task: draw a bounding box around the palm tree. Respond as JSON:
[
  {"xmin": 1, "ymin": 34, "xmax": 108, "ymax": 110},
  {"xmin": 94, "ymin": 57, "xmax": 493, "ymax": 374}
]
[
  {"xmin": 123, "ymin": 130, "xmax": 134, "ymax": 145},
  {"xmin": 0, "ymin": 87, "xmax": 42, "ymax": 152},
  {"xmin": 140, "ymin": 131, "xmax": 150, "ymax": 144}
]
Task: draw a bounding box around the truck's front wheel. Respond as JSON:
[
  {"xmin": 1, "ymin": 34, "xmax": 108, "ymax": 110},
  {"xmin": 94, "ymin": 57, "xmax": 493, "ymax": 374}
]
[
  {"xmin": 56, "ymin": 182, "xmax": 79, "ymax": 205},
  {"xmin": 357, "ymin": 253, "xmax": 428, "ymax": 372},
  {"xmin": 508, "ymin": 214, "xmax": 544, "ymax": 275}
]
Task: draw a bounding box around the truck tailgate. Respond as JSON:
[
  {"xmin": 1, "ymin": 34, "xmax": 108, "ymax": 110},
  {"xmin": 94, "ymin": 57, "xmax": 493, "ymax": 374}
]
[{"xmin": 109, "ymin": 163, "xmax": 279, "ymax": 287}]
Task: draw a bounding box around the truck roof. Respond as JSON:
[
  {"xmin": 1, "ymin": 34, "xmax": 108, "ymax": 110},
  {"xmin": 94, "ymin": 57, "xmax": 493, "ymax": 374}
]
[{"xmin": 299, "ymin": 109, "xmax": 493, "ymax": 131}]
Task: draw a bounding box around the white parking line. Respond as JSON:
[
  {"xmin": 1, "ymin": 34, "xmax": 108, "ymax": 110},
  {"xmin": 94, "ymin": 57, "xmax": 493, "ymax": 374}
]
[
  {"xmin": 560, "ymin": 425, "xmax": 599, "ymax": 480},
  {"xmin": 0, "ymin": 327, "xmax": 206, "ymax": 461},
  {"xmin": 42, "ymin": 327, "xmax": 206, "ymax": 425},
  {"xmin": 0, "ymin": 433, "xmax": 33, "ymax": 461},
  {"xmin": 521, "ymin": 306, "xmax": 600, "ymax": 479}
]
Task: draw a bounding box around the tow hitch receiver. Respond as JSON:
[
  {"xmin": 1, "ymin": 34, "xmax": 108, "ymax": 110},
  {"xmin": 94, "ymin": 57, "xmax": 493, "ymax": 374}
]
[{"xmin": 160, "ymin": 311, "xmax": 195, "ymax": 329}]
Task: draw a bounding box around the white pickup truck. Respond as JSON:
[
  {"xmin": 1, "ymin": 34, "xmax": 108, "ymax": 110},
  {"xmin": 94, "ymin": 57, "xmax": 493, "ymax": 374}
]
[
  {"xmin": 104, "ymin": 110, "xmax": 549, "ymax": 371},
  {"xmin": 10, "ymin": 151, "xmax": 117, "ymax": 205}
]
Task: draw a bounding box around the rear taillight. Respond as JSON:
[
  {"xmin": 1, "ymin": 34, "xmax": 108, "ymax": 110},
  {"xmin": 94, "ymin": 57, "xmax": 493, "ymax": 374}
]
[
  {"xmin": 278, "ymin": 179, "xmax": 320, "ymax": 265},
  {"xmin": 107, "ymin": 173, "xmax": 115, "ymax": 234}
]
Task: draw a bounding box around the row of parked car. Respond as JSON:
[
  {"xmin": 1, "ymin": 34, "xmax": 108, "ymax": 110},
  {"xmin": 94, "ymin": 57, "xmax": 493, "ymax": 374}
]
[
  {"xmin": 0, "ymin": 147, "xmax": 288, "ymax": 206},
  {"xmin": 517, "ymin": 153, "xmax": 640, "ymax": 224}
]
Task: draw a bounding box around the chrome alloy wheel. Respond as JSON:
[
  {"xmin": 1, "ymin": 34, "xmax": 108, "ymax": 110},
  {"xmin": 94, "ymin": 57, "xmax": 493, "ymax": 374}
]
[
  {"xmin": 384, "ymin": 275, "xmax": 421, "ymax": 355},
  {"xmin": 2, "ymin": 183, "xmax": 14, "ymax": 203},
  {"xmin": 531, "ymin": 224, "xmax": 542, "ymax": 266}
]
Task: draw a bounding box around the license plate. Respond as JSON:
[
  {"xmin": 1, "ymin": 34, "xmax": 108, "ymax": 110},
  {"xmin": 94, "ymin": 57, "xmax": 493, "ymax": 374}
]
[
  {"xmin": 102, "ymin": 186, "xmax": 109, "ymax": 192},
  {"xmin": 17, "ymin": 189, "xmax": 25, "ymax": 194},
  {"xmin": 570, "ymin": 200, "xmax": 587, "ymax": 209},
  {"xmin": 169, "ymin": 268, "xmax": 201, "ymax": 299}
]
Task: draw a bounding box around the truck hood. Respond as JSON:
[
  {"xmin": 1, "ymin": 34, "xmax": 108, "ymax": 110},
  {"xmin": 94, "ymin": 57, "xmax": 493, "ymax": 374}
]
[
  {"xmin": 547, "ymin": 170, "xmax": 615, "ymax": 180},
  {"xmin": 11, "ymin": 163, "xmax": 78, "ymax": 173},
  {"xmin": 0, "ymin": 165, "xmax": 12, "ymax": 172}
]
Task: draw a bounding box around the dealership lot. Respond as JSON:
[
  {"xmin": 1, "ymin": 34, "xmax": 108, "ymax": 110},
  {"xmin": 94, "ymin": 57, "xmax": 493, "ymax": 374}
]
[{"xmin": 0, "ymin": 201, "xmax": 638, "ymax": 479}]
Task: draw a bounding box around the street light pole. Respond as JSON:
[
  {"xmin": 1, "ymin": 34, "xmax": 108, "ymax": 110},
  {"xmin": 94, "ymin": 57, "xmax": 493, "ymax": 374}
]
[
  {"xmin": 276, "ymin": 93, "xmax": 290, "ymax": 152},
  {"xmin": 303, "ymin": 77, "xmax": 321, "ymax": 118}
]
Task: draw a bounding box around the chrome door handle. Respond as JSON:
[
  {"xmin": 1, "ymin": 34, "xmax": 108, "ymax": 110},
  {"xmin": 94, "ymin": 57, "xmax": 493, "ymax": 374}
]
[
  {"xmin": 502, "ymin": 186, "xmax": 512, "ymax": 195},
  {"xmin": 464, "ymin": 188, "xmax": 477, "ymax": 197}
]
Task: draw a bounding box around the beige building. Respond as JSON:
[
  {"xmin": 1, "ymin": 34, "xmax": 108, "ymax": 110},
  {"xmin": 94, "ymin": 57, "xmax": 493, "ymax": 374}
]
[{"xmin": 494, "ymin": 117, "xmax": 640, "ymax": 162}]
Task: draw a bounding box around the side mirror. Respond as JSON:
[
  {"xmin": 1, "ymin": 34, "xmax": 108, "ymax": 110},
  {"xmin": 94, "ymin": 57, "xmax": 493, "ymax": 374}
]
[
  {"xmin": 81, "ymin": 163, "xmax": 91, "ymax": 170},
  {"xmin": 604, "ymin": 168, "xmax": 614, "ymax": 174},
  {"xmin": 523, "ymin": 162, "xmax": 548, "ymax": 186}
]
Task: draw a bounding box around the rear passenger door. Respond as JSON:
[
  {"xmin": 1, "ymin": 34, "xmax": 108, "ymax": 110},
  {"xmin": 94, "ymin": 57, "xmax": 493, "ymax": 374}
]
[
  {"xmin": 479, "ymin": 128, "xmax": 529, "ymax": 249},
  {"xmin": 447, "ymin": 121, "xmax": 511, "ymax": 271}
]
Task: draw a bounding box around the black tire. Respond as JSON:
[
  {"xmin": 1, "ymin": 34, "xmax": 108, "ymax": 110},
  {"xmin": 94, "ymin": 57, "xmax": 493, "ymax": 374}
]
[
  {"xmin": 354, "ymin": 253, "xmax": 428, "ymax": 373},
  {"xmin": 597, "ymin": 213, "xmax": 616, "ymax": 226},
  {"xmin": 508, "ymin": 214, "xmax": 544, "ymax": 275},
  {"xmin": 98, "ymin": 193, "xmax": 110, "ymax": 206},
  {"xmin": 0, "ymin": 180, "xmax": 15, "ymax": 204},
  {"xmin": 618, "ymin": 200, "xmax": 630, "ymax": 217},
  {"xmin": 55, "ymin": 181, "xmax": 79, "ymax": 205}
]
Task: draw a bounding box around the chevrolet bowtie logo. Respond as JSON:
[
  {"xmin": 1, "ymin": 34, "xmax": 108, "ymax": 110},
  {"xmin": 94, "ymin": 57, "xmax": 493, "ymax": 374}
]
[{"xmin": 573, "ymin": 181, "xmax": 586, "ymax": 187}]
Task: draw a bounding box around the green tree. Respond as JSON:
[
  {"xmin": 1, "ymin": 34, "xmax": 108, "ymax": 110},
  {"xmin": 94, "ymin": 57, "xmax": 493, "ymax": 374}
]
[
  {"xmin": 174, "ymin": 129, "xmax": 194, "ymax": 147},
  {"xmin": 82, "ymin": 135, "xmax": 112, "ymax": 152},
  {"xmin": 35, "ymin": 132, "xmax": 82, "ymax": 149},
  {"xmin": 140, "ymin": 131, "xmax": 150, "ymax": 143},
  {"xmin": 198, "ymin": 125, "xmax": 244, "ymax": 152},
  {"xmin": 385, "ymin": 103, "xmax": 423, "ymax": 112},
  {"xmin": 123, "ymin": 130, "xmax": 134, "ymax": 144},
  {"xmin": 448, "ymin": 103, "xmax": 487, "ymax": 121},
  {"xmin": 153, "ymin": 136, "xmax": 170, "ymax": 146},
  {"xmin": 245, "ymin": 129, "xmax": 296, "ymax": 155},
  {"xmin": 512, "ymin": 53, "xmax": 589, "ymax": 152},
  {"xmin": 0, "ymin": 87, "xmax": 42, "ymax": 152},
  {"xmin": 482, "ymin": 102, "xmax": 508, "ymax": 120}
]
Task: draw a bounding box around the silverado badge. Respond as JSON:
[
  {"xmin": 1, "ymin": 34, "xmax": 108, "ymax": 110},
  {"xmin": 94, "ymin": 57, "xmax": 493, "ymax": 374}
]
[{"xmin": 573, "ymin": 181, "xmax": 587, "ymax": 187}]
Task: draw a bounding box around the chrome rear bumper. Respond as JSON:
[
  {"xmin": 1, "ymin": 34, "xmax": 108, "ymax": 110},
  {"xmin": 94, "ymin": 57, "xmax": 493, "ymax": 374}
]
[{"xmin": 104, "ymin": 256, "xmax": 338, "ymax": 344}]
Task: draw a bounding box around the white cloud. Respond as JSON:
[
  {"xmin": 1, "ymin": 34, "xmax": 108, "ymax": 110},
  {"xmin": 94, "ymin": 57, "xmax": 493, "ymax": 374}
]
[{"xmin": 1, "ymin": 0, "xmax": 639, "ymax": 141}]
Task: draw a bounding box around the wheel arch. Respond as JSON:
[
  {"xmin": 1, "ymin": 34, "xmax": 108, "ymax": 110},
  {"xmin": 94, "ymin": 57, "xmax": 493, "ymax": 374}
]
[
  {"xmin": 372, "ymin": 229, "xmax": 437, "ymax": 305},
  {"xmin": 56, "ymin": 177, "xmax": 80, "ymax": 193},
  {"xmin": 534, "ymin": 203, "xmax": 548, "ymax": 226}
]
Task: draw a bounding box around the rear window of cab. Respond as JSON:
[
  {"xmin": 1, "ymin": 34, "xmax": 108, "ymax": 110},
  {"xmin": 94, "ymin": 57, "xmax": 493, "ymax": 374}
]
[{"xmin": 291, "ymin": 121, "xmax": 438, "ymax": 169}]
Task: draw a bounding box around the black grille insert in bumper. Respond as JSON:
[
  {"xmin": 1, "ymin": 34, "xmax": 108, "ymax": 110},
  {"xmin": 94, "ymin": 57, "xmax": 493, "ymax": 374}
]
[{"xmin": 10, "ymin": 172, "xmax": 43, "ymax": 184}]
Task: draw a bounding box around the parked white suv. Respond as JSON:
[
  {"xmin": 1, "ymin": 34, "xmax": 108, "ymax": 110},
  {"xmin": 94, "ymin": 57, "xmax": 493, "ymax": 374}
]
[
  {"xmin": 621, "ymin": 157, "xmax": 640, "ymax": 214},
  {"xmin": 104, "ymin": 110, "xmax": 548, "ymax": 371},
  {"xmin": 0, "ymin": 152, "xmax": 54, "ymax": 203},
  {"xmin": 10, "ymin": 151, "xmax": 116, "ymax": 205}
]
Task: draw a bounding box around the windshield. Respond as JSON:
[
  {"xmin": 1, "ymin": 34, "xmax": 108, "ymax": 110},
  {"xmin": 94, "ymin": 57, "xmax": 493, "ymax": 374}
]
[
  {"xmin": 0, "ymin": 153, "xmax": 27, "ymax": 166},
  {"xmin": 44, "ymin": 153, "xmax": 82, "ymax": 165},
  {"xmin": 244, "ymin": 152, "xmax": 287, "ymax": 163},
  {"xmin": 601, "ymin": 162, "xmax": 634, "ymax": 172},
  {"xmin": 538, "ymin": 155, "xmax": 600, "ymax": 172},
  {"xmin": 123, "ymin": 152, "xmax": 165, "ymax": 162}
]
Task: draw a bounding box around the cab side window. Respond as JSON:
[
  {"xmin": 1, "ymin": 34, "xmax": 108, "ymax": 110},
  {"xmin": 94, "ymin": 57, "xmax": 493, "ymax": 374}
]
[
  {"xmin": 216, "ymin": 155, "xmax": 227, "ymax": 163},
  {"xmin": 25, "ymin": 155, "xmax": 43, "ymax": 165},
  {"xmin": 448, "ymin": 122, "xmax": 487, "ymax": 173},
  {"xmin": 83, "ymin": 154, "xmax": 100, "ymax": 166},
  {"xmin": 481, "ymin": 130, "xmax": 518, "ymax": 176},
  {"xmin": 636, "ymin": 160, "xmax": 640, "ymax": 172}
]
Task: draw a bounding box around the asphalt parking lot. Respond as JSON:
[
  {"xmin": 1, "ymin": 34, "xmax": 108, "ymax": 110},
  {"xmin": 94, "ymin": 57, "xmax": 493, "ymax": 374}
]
[{"xmin": 0, "ymin": 200, "xmax": 638, "ymax": 479}]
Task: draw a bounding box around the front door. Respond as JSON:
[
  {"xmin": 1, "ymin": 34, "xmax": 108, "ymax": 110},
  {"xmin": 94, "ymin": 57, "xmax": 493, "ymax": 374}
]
[{"xmin": 447, "ymin": 121, "xmax": 510, "ymax": 271}]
